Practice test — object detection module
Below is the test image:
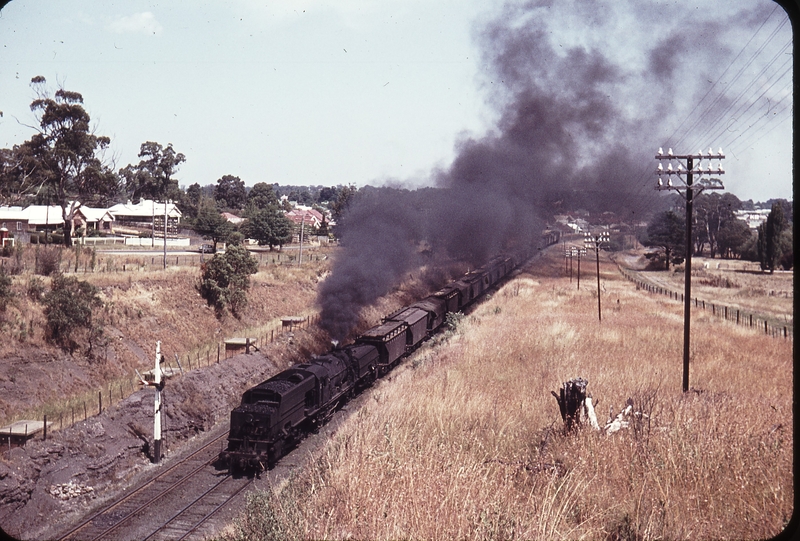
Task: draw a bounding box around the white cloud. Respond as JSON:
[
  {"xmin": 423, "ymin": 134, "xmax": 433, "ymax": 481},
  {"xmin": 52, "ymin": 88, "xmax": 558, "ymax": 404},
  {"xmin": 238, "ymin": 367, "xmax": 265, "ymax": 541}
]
[{"xmin": 106, "ymin": 12, "xmax": 163, "ymax": 35}]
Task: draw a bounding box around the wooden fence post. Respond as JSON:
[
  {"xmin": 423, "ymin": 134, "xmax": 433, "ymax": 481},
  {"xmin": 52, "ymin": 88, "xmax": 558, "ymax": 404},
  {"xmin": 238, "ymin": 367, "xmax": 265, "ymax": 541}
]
[{"xmin": 99, "ymin": 391, "xmax": 102, "ymax": 415}]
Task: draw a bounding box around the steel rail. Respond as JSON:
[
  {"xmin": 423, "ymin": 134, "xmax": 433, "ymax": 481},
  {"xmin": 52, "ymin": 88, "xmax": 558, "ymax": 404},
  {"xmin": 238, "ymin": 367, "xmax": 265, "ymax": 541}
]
[
  {"xmin": 58, "ymin": 431, "xmax": 229, "ymax": 541},
  {"xmin": 148, "ymin": 475, "xmax": 254, "ymax": 541}
]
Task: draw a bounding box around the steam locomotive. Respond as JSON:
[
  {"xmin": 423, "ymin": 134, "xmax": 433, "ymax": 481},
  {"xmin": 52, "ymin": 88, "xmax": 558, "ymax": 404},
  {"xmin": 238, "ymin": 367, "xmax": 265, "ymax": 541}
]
[{"xmin": 220, "ymin": 255, "xmax": 517, "ymax": 472}]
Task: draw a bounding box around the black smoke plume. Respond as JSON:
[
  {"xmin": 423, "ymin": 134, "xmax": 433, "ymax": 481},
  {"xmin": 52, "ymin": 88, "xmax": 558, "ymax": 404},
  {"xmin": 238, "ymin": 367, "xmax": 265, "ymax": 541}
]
[{"xmin": 318, "ymin": 0, "xmax": 778, "ymax": 342}]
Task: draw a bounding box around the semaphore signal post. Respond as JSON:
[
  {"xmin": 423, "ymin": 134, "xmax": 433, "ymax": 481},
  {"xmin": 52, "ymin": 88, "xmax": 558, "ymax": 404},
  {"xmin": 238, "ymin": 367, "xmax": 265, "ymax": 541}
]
[{"xmin": 655, "ymin": 147, "xmax": 725, "ymax": 392}]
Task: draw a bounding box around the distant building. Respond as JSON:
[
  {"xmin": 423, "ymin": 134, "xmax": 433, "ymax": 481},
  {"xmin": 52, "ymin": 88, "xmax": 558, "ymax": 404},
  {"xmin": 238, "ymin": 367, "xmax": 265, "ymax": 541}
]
[
  {"xmin": 108, "ymin": 200, "xmax": 182, "ymax": 236},
  {"xmin": 221, "ymin": 212, "xmax": 244, "ymax": 225},
  {"xmin": 73, "ymin": 207, "xmax": 115, "ymax": 233},
  {"xmin": 285, "ymin": 207, "xmax": 325, "ymax": 228},
  {"xmin": 733, "ymin": 209, "xmax": 770, "ymax": 230}
]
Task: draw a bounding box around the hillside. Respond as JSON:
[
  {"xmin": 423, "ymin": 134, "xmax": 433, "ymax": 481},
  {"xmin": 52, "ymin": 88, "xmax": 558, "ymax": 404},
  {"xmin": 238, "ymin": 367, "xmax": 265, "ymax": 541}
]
[{"xmin": 0, "ymin": 248, "xmax": 336, "ymax": 429}]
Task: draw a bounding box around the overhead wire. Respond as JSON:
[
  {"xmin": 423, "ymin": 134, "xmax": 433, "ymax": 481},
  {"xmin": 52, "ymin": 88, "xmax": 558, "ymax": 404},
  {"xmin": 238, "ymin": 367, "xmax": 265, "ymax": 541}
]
[
  {"xmin": 687, "ymin": 39, "xmax": 792, "ymax": 150},
  {"xmin": 678, "ymin": 16, "xmax": 789, "ymax": 151},
  {"xmin": 621, "ymin": 18, "xmax": 777, "ymax": 222},
  {"xmin": 665, "ymin": 3, "xmax": 782, "ymax": 149},
  {"xmin": 572, "ymin": 5, "xmax": 789, "ymax": 228},
  {"xmin": 623, "ymin": 5, "xmax": 791, "ymax": 221}
]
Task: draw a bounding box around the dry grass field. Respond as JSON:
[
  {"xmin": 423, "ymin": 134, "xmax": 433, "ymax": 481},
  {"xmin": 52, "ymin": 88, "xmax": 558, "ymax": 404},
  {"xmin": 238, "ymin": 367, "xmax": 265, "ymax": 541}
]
[{"xmin": 221, "ymin": 248, "xmax": 793, "ymax": 540}]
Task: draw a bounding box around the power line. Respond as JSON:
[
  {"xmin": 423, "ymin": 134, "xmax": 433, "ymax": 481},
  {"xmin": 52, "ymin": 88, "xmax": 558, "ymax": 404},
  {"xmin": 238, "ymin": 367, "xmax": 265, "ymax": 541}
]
[{"xmin": 666, "ymin": 4, "xmax": 782, "ymax": 148}]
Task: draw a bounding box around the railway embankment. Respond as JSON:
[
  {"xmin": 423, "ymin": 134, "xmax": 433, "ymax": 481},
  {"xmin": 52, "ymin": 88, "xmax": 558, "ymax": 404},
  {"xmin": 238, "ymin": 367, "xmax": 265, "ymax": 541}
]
[{"xmin": 0, "ymin": 344, "xmax": 290, "ymax": 540}]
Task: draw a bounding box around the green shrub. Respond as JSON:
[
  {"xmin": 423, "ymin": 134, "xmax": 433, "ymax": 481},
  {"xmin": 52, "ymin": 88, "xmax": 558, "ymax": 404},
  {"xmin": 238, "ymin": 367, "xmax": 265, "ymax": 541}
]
[
  {"xmin": 43, "ymin": 273, "xmax": 103, "ymax": 354},
  {"xmin": 198, "ymin": 243, "xmax": 258, "ymax": 318},
  {"xmin": 36, "ymin": 245, "xmax": 62, "ymax": 276}
]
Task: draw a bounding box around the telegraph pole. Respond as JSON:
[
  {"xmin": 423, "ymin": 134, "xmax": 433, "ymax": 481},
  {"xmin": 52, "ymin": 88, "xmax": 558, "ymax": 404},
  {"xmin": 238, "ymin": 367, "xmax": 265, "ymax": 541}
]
[
  {"xmin": 584, "ymin": 231, "xmax": 609, "ymax": 321},
  {"xmin": 298, "ymin": 214, "xmax": 305, "ymax": 266},
  {"xmin": 655, "ymin": 147, "xmax": 725, "ymax": 392},
  {"xmin": 576, "ymin": 247, "xmax": 586, "ymax": 290},
  {"xmin": 565, "ymin": 246, "xmax": 574, "ymax": 283},
  {"xmin": 163, "ymin": 200, "xmax": 168, "ymax": 270}
]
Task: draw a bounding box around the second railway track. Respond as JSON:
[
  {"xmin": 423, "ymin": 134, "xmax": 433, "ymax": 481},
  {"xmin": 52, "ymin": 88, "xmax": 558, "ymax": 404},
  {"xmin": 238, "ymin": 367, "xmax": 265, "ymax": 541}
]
[{"xmin": 58, "ymin": 428, "xmax": 249, "ymax": 541}]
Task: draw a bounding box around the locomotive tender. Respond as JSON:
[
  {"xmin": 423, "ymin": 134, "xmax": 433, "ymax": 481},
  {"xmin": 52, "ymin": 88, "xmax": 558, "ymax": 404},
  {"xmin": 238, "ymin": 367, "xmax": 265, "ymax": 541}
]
[{"xmin": 221, "ymin": 255, "xmax": 516, "ymax": 472}]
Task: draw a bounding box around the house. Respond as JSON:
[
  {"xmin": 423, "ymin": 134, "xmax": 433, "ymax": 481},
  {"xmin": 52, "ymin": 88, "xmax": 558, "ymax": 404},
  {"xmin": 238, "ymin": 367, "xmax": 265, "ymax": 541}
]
[
  {"xmin": 108, "ymin": 200, "xmax": 182, "ymax": 236},
  {"xmin": 0, "ymin": 206, "xmax": 30, "ymax": 235},
  {"xmin": 285, "ymin": 207, "xmax": 325, "ymax": 228},
  {"xmin": 73, "ymin": 207, "xmax": 115, "ymax": 234},
  {"xmin": 0, "ymin": 205, "xmax": 64, "ymax": 243},
  {"xmin": 221, "ymin": 212, "xmax": 244, "ymax": 225}
]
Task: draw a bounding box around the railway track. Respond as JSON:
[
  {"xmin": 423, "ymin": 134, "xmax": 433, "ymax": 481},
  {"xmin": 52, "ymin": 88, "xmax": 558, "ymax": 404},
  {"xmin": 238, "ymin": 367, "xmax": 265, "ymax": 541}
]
[{"xmin": 58, "ymin": 430, "xmax": 252, "ymax": 541}]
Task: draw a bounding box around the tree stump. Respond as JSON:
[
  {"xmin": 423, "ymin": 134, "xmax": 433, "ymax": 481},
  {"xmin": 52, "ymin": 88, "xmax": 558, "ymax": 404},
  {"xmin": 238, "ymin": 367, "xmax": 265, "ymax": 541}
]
[{"xmin": 551, "ymin": 377, "xmax": 589, "ymax": 431}]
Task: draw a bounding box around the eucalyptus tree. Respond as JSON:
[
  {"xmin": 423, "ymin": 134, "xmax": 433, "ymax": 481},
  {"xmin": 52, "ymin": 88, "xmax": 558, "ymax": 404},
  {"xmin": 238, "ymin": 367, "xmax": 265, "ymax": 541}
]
[
  {"xmin": 643, "ymin": 210, "xmax": 685, "ymax": 270},
  {"xmin": 19, "ymin": 76, "xmax": 118, "ymax": 246},
  {"xmin": 119, "ymin": 141, "xmax": 186, "ymax": 250}
]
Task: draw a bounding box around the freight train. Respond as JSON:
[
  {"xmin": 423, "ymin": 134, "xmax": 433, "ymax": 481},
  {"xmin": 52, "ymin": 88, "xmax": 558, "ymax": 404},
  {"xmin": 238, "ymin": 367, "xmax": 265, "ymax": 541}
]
[{"xmin": 220, "ymin": 254, "xmax": 519, "ymax": 472}]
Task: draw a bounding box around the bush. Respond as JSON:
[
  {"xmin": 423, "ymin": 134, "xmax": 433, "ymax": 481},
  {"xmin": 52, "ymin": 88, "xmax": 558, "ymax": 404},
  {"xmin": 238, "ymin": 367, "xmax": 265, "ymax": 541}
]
[
  {"xmin": 43, "ymin": 273, "xmax": 103, "ymax": 354},
  {"xmin": 27, "ymin": 276, "xmax": 45, "ymax": 302},
  {"xmin": 36, "ymin": 245, "xmax": 63, "ymax": 276},
  {"xmin": 198, "ymin": 243, "xmax": 258, "ymax": 318}
]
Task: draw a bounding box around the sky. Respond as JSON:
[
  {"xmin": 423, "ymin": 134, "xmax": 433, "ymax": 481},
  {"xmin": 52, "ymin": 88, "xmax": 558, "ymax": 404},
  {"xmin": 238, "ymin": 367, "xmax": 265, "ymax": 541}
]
[{"xmin": 0, "ymin": 0, "xmax": 793, "ymax": 204}]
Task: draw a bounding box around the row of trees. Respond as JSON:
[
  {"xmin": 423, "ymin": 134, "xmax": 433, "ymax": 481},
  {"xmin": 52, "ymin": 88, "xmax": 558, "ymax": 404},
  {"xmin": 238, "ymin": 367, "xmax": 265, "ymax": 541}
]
[
  {"xmin": 641, "ymin": 194, "xmax": 792, "ymax": 272},
  {"xmin": 0, "ymin": 77, "xmax": 355, "ymax": 247},
  {"xmin": 194, "ymin": 202, "xmax": 296, "ymax": 252}
]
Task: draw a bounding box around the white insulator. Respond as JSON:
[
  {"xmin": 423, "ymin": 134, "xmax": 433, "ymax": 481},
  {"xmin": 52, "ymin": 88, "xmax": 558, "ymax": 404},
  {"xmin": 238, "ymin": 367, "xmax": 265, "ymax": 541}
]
[
  {"xmin": 667, "ymin": 163, "xmax": 673, "ymax": 172},
  {"xmin": 657, "ymin": 147, "xmax": 664, "ymax": 156},
  {"xmin": 657, "ymin": 177, "xmax": 663, "ymax": 187},
  {"xmin": 718, "ymin": 163, "xmax": 724, "ymax": 173},
  {"xmin": 706, "ymin": 164, "xmax": 713, "ymax": 173},
  {"xmin": 677, "ymin": 164, "xmax": 684, "ymax": 173},
  {"xmin": 668, "ymin": 147, "xmax": 674, "ymax": 156},
  {"xmin": 718, "ymin": 147, "xmax": 724, "ymax": 156},
  {"xmin": 698, "ymin": 149, "xmax": 704, "ymax": 157},
  {"xmin": 708, "ymin": 147, "xmax": 714, "ymax": 156},
  {"xmin": 667, "ymin": 177, "xmax": 673, "ymax": 187},
  {"xmin": 657, "ymin": 163, "xmax": 664, "ymax": 172}
]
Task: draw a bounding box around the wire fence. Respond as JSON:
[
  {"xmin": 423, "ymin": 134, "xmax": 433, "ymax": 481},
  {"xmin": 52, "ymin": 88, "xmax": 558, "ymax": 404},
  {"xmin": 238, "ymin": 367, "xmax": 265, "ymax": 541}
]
[
  {"xmin": 617, "ymin": 265, "xmax": 793, "ymax": 340},
  {"xmin": 0, "ymin": 248, "xmax": 326, "ymax": 276},
  {"xmin": 1, "ymin": 313, "xmax": 320, "ymax": 448}
]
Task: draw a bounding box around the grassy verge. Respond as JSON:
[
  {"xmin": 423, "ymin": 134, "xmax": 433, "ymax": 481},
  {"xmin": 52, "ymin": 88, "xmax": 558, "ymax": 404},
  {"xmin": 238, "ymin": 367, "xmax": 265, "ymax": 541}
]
[{"xmin": 219, "ymin": 248, "xmax": 792, "ymax": 540}]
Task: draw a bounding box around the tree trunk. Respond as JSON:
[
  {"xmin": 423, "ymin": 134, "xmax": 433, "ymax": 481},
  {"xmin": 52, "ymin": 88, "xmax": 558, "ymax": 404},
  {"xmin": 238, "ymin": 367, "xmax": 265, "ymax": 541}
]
[
  {"xmin": 551, "ymin": 377, "xmax": 589, "ymax": 431},
  {"xmin": 62, "ymin": 222, "xmax": 73, "ymax": 247}
]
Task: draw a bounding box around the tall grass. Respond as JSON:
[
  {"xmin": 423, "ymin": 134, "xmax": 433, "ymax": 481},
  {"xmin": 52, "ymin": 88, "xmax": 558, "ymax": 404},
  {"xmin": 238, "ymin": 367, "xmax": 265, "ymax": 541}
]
[{"xmin": 221, "ymin": 250, "xmax": 792, "ymax": 540}]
